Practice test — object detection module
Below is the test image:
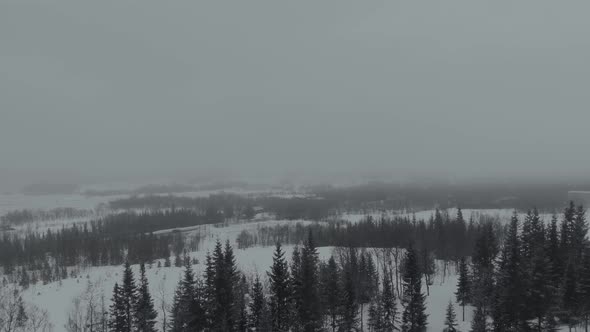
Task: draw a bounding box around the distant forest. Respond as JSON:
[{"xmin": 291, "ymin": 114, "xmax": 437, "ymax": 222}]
[{"xmin": 104, "ymin": 181, "xmax": 590, "ymax": 218}]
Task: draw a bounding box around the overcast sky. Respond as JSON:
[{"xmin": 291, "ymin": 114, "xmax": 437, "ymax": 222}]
[{"xmin": 1, "ymin": 0, "xmax": 590, "ymax": 189}]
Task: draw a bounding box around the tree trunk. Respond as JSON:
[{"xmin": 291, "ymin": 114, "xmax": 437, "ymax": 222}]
[
  {"xmin": 462, "ymin": 304, "xmax": 465, "ymax": 322},
  {"xmin": 360, "ymin": 303, "xmax": 364, "ymax": 332}
]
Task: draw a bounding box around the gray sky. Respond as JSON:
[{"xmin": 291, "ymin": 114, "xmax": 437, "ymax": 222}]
[{"xmin": 1, "ymin": 0, "xmax": 590, "ymax": 189}]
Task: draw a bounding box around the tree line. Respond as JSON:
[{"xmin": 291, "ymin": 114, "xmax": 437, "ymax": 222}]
[
  {"xmin": 104, "ymin": 234, "xmax": 429, "ymax": 332},
  {"xmin": 0, "ymin": 210, "xmax": 208, "ymax": 286}
]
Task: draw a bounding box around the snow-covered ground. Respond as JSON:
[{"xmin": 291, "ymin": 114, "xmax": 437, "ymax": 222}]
[
  {"xmin": 2, "ymin": 190, "xmax": 578, "ymax": 331},
  {"xmin": 21, "ymin": 244, "xmax": 334, "ymax": 330}
]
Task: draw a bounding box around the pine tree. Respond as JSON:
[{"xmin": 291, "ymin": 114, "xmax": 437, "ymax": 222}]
[
  {"xmin": 493, "ymin": 212, "xmax": 525, "ymax": 331},
  {"xmin": 455, "ymin": 257, "xmax": 471, "ymax": 323},
  {"xmin": 268, "ymin": 242, "xmax": 291, "ymax": 332},
  {"xmin": 529, "ymin": 231, "xmax": 554, "ymax": 332},
  {"xmin": 572, "ymin": 204, "xmax": 588, "ymax": 264},
  {"xmin": 203, "ymin": 252, "xmax": 216, "ymax": 329},
  {"xmin": 470, "ymin": 305, "xmax": 487, "ymax": 332},
  {"xmin": 578, "ymin": 250, "xmax": 590, "ymax": 332},
  {"xmin": 546, "ymin": 215, "xmax": 562, "ymax": 289},
  {"xmin": 298, "ymin": 230, "xmax": 322, "ymax": 332},
  {"xmin": 220, "ymin": 240, "xmax": 239, "ymax": 331},
  {"xmin": 169, "ymin": 260, "xmax": 201, "ymax": 331},
  {"xmin": 120, "ymin": 262, "xmax": 138, "ymax": 332},
  {"xmin": 401, "ymin": 244, "xmax": 427, "ymax": 332},
  {"xmin": 444, "ymin": 301, "xmax": 458, "ymax": 332},
  {"xmin": 249, "ymin": 275, "xmax": 270, "ymax": 332},
  {"xmin": 290, "ymin": 245, "xmax": 303, "ymax": 332},
  {"xmin": 562, "ymin": 261, "xmax": 580, "ymax": 329},
  {"xmin": 339, "ymin": 251, "xmax": 358, "ymax": 332},
  {"xmin": 321, "ymin": 256, "xmax": 341, "ymax": 332},
  {"xmin": 560, "ymin": 201, "xmax": 576, "ymax": 259},
  {"xmin": 380, "ymin": 274, "xmax": 399, "ymax": 332},
  {"xmin": 368, "ymin": 300, "xmax": 383, "ymax": 332},
  {"xmin": 109, "ymin": 283, "xmax": 127, "ymax": 332},
  {"xmin": 471, "ymin": 222, "xmax": 497, "ymax": 312},
  {"xmin": 133, "ymin": 263, "xmax": 158, "ymax": 332}
]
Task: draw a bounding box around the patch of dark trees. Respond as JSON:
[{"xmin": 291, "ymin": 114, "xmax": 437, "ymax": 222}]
[
  {"xmin": 106, "ymin": 236, "xmax": 427, "ymax": 332},
  {"xmin": 237, "ymin": 208, "xmax": 502, "ymax": 263},
  {"xmin": 0, "ymin": 210, "xmax": 209, "ymax": 286},
  {"xmin": 0, "ymin": 207, "xmax": 94, "ymax": 225},
  {"xmin": 109, "ymin": 194, "xmax": 337, "ymax": 221},
  {"xmin": 313, "ymin": 180, "xmax": 590, "ymax": 211}
]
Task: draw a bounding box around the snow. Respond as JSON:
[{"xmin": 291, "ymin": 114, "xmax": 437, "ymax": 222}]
[
  {"xmin": 2, "ymin": 192, "xmax": 576, "ymax": 331},
  {"xmin": 21, "ymin": 244, "xmax": 333, "ymax": 331}
]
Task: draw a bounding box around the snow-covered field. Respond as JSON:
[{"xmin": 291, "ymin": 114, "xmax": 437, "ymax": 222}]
[
  {"xmin": 21, "ymin": 243, "xmax": 474, "ymax": 331},
  {"xmin": 1, "ymin": 190, "xmax": 578, "ymax": 331}
]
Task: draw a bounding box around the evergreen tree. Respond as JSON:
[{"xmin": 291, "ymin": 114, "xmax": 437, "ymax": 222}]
[
  {"xmin": 444, "ymin": 301, "xmax": 458, "ymax": 332},
  {"xmin": 109, "ymin": 283, "xmax": 127, "ymax": 332},
  {"xmin": 471, "ymin": 222, "xmax": 497, "ymax": 312},
  {"xmin": 120, "ymin": 262, "xmax": 138, "ymax": 332},
  {"xmin": 529, "ymin": 233, "xmax": 554, "ymax": 331},
  {"xmin": 268, "ymin": 242, "xmax": 291, "ymax": 332},
  {"xmin": 220, "ymin": 240, "xmax": 240, "ymax": 331},
  {"xmin": 572, "ymin": 204, "xmax": 588, "ymax": 263},
  {"xmin": 578, "ymin": 250, "xmax": 590, "ymax": 332},
  {"xmin": 455, "ymin": 256, "xmax": 471, "ymax": 322},
  {"xmin": 546, "ymin": 215, "xmax": 562, "ymax": 289},
  {"xmin": 249, "ymin": 275, "xmax": 270, "ymax": 332},
  {"xmin": 401, "ymin": 244, "xmax": 427, "ymax": 332},
  {"xmin": 203, "ymin": 252, "xmax": 216, "ymax": 329},
  {"xmin": 339, "ymin": 251, "xmax": 358, "ymax": 332},
  {"xmin": 297, "ymin": 231, "xmax": 322, "ymax": 332},
  {"xmin": 321, "ymin": 256, "xmax": 341, "ymax": 332},
  {"xmin": 169, "ymin": 260, "xmax": 200, "ymax": 331},
  {"xmin": 290, "ymin": 246, "xmax": 303, "ymax": 332},
  {"xmin": 380, "ymin": 274, "xmax": 399, "ymax": 332},
  {"xmin": 470, "ymin": 305, "xmax": 487, "ymax": 332},
  {"xmin": 133, "ymin": 263, "xmax": 158, "ymax": 332},
  {"xmin": 560, "ymin": 201, "xmax": 576, "ymax": 259},
  {"xmin": 562, "ymin": 261, "xmax": 580, "ymax": 329},
  {"xmin": 493, "ymin": 212, "xmax": 525, "ymax": 331}
]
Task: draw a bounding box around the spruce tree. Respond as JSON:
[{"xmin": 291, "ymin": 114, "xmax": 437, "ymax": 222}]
[
  {"xmin": 560, "ymin": 201, "xmax": 576, "ymax": 259},
  {"xmin": 339, "ymin": 252, "xmax": 359, "ymax": 332},
  {"xmin": 380, "ymin": 274, "xmax": 399, "ymax": 332},
  {"xmin": 456, "ymin": 256, "xmax": 471, "ymax": 322},
  {"xmin": 529, "ymin": 234, "xmax": 554, "ymax": 331},
  {"xmin": 290, "ymin": 246, "xmax": 303, "ymax": 332},
  {"xmin": 109, "ymin": 283, "xmax": 127, "ymax": 332},
  {"xmin": 578, "ymin": 250, "xmax": 590, "ymax": 332},
  {"xmin": 249, "ymin": 274, "xmax": 270, "ymax": 332},
  {"xmin": 546, "ymin": 215, "xmax": 562, "ymax": 289},
  {"xmin": 134, "ymin": 263, "xmax": 158, "ymax": 332},
  {"xmin": 470, "ymin": 305, "xmax": 486, "ymax": 332},
  {"xmin": 268, "ymin": 242, "xmax": 291, "ymax": 332},
  {"xmin": 401, "ymin": 244, "xmax": 427, "ymax": 332},
  {"xmin": 321, "ymin": 256, "xmax": 341, "ymax": 332},
  {"xmin": 121, "ymin": 262, "xmax": 138, "ymax": 332},
  {"xmin": 471, "ymin": 222, "xmax": 497, "ymax": 312},
  {"xmin": 562, "ymin": 261, "xmax": 580, "ymax": 329},
  {"xmin": 221, "ymin": 240, "xmax": 240, "ymax": 331},
  {"xmin": 493, "ymin": 212, "xmax": 525, "ymax": 331},
  {"xmin": 444, "ymin": 301, "xmax": 458, "ymax": 332},
  {"xmin": 298, "ymin": 230, "xmax": 322, "ymax": 332},
  {"xmin": 169, "ymin": 260, "xmax": 201, "ymax": 331},
  {"xmin": 203, "ymin": 252, "xmax": 216, "ymax": 329},
  {"xmin": 572, "ymin": 204, "xmax": 588, "ymax": 263}
]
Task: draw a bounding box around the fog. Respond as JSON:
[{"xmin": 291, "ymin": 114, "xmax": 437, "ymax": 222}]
[{"xmin": 2, "ymin": 0, "xmax": 590, "ymax": 190}]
